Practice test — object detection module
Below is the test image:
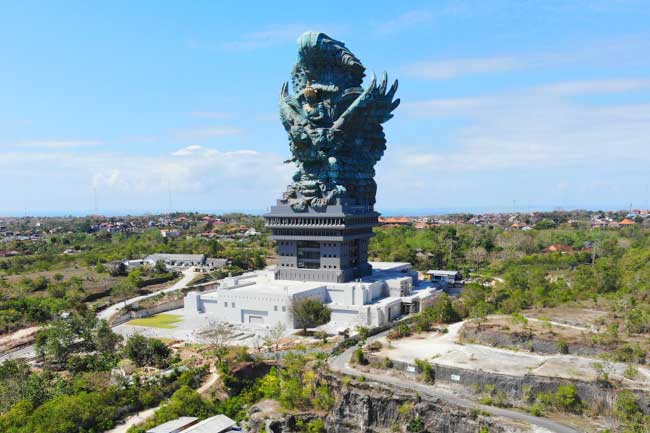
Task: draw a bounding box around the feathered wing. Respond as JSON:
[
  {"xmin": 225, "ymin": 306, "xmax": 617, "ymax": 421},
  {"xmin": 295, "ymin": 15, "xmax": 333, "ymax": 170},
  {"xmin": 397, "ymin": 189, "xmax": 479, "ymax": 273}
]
[
  {"xmin": 279, "ymin": 81, "xmax": 307, "ymax": 133},
  {"xmin": 331, "ymin": 71, "xmax": 400, "ymax": 133}
]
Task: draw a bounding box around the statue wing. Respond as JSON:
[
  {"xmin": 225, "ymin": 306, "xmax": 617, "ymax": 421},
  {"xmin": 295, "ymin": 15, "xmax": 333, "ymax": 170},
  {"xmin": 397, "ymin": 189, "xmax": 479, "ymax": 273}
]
[
  {"xmin": 279, "ymin": 82, "xmax": 308, "ymax": 132},
  {"xmin": 332, "ymin": 72, "xmax": 400, "ymax": 132}
]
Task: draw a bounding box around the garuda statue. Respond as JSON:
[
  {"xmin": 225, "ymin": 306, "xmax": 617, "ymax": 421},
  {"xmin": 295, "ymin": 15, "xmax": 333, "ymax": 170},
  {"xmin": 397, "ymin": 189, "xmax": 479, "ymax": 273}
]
[{"xmin": 279, "ymin": 32, "xmax": 399, "ymax": 211}]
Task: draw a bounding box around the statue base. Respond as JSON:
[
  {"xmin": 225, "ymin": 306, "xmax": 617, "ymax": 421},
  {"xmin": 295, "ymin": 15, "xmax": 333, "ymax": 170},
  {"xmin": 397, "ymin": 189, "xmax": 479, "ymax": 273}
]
[{"xmin": 264, "ymin": 197, "xmax": 378, "ymax": 283}]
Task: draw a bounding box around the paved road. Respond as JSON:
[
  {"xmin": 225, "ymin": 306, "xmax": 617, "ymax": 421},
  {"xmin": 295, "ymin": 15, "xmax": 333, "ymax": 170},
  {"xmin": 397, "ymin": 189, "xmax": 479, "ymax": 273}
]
[
  {"xmin": 328, "ymin": 342, "xmax": 579, "ymax": 433},
  {"xmin": 98, "ymin": 268, "xmax": 197, "ymax": 321},
  {"xmin": 1, "ymin": 269, "xmax": 198, "ymax": 363}
]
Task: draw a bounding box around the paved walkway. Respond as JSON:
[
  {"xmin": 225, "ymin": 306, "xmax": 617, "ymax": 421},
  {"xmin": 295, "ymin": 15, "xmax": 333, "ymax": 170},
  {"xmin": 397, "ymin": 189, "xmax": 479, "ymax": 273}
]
[
  {"xmin": 328, "ymin": 334, "xmax": 580, "ymax": 433},
  {"xmin": 1, "ymin": 269, "xmax": 198, "ymax": 363},
  {"xmin": 98, "ymin": 268, "xmax": 197, "ymax": 321},
  {"xmin": 105, "ymin": 368, "xmax": 219, "ymax": 433}
]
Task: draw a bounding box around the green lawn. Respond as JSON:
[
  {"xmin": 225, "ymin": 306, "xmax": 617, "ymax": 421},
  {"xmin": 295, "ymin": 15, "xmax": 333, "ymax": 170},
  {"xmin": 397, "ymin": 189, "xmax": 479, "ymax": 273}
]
[{"xmin": 127, "ymin": 313, "xmax": 183, "ymax": 329}]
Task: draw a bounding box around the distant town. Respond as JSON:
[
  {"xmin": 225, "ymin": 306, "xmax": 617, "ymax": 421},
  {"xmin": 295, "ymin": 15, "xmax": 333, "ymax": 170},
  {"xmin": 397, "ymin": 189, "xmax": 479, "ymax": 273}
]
[{"xmin": 1, "ymin": 207, "xmax": 647, "ymax": 251}]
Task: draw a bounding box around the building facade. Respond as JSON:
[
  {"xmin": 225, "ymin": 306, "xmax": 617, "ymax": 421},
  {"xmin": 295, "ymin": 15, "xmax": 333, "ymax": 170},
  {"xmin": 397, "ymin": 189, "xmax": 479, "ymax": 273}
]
[{"xmin": 265, "ymin": 198, "xmax": 377, "ymax": 283}]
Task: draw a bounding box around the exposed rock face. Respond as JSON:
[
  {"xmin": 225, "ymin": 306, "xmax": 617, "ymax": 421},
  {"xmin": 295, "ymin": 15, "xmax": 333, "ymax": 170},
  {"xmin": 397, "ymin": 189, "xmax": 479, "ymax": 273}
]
[
  {"xmin": 365, "ymin": 353, "xmax": 650, "ymax": 417},
  {"xmin": 247, "ymin": 375, "xmax": 527, "ymax": 433},
  {"xmin": 323, "ymin": 375, "xmax": 523, "ymax": 433},
  {"xmin": 461, "ymin": 326, "xmax": 603, "ymax": 357}
]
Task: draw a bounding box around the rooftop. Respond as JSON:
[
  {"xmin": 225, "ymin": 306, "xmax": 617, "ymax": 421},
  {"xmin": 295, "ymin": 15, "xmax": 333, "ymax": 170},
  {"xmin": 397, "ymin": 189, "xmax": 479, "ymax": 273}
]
[
  {"xmin": 426, "ymin": 270, "xmax": 459, "ymax": 276},
  {"xmin": 145, "ymin": 253, "xmax": 205, "ymax": 262},
  {"xmin": 146, "ymin": 416, "xmax": 198, "ymax": 433},
  {"xmin": 184, "ymin": 414, "xmax": 237, "ymax": 433}
]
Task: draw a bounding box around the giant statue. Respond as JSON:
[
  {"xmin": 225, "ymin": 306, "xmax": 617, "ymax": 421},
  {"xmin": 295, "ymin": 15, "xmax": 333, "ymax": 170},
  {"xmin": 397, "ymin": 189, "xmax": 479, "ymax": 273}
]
[
  {"xmin": 279, "ymin": 32, "xmax": 400, "ymax": 211},
  {"xmin": 265, "ymin": 32, "xmax": 399, "ymax": 283}
]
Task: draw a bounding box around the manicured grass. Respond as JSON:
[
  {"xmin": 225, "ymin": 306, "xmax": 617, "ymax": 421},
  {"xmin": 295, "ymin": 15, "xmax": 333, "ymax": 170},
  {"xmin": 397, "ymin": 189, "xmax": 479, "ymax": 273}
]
[{"xmin": 128, "ymin": 313, "xmax": 182, "ymax": 329}]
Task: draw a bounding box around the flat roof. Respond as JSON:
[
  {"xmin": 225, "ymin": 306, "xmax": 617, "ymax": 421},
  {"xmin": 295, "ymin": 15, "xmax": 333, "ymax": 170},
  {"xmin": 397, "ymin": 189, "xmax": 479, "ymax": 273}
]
[
  {"xmin": 185, "ymin": 414, "xmax": 237, "ymax": 433},
  {"xmin": 426, "ymin": 270, "xmax": 459, "ymax": 276},
  {"xmin": 146, "ymin": 417, "xmax": 198, "ymax": 433},
  {"xmin": 204, "ymin": 270, "xmax": 327, "ymax": 298},
  {"xmin": 146, "ymin": 253, "xmax": 205, "ymax": 261},
  {"xmin": 369, "ymin": 261, "xmax": 411, "ymax": 270}
]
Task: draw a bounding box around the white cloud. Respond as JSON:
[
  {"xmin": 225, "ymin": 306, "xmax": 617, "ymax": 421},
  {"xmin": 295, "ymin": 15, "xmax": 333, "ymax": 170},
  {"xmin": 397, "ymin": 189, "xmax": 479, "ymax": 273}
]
[
  {"xmin": 539, "ymin": 78, "xmax": 650, "ymax": 96},
  {"xmin": 402, "ymin": 34, "xmax": 650, "ymax": 80},
  {"xmin": 1, "ymin": 139, "xmax": 102, "ymax": 149},
  {"xmin": 172, "ymin": 127, "xmax": 244, "ymax": 141},
  {"xmin": 375, "ymin": 9, "xmax": 433, "ymax": 34},
  {"xmin": 402, "ymin": 56, "xmax": 519, "ymax": 79},
  {"xmin": 0, "ymin": 145, "xmax": 293, "ymax": 213},
  {"xmin": 397, "ymin": 79, "xmax": 650, "ymax": 172}
]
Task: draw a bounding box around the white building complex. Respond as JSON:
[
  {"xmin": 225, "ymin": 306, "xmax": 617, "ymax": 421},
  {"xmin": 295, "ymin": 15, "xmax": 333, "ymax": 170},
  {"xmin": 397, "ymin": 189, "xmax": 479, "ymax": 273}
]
[
  {"xmin": 124, "ymin": 254, "xmax": 229, "ymax": 270},
  {"xmin": 185, "ymin": 262, "xmax": 439, "ymax": 330}
]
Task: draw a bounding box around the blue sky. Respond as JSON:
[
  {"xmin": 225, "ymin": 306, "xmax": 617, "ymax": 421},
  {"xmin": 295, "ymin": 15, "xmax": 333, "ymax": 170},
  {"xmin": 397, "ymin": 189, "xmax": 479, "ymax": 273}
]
[{"xmin": 2, "ymin": 0, "xmax": 650, "ymax": 216}]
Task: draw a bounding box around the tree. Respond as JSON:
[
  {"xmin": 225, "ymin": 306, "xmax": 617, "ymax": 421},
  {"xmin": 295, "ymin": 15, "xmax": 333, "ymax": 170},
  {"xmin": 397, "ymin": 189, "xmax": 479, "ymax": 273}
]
[
  {"xmin": 94, "ymin": 320, "xmax": 122, "ymax": 354},
  {"xmin": 125, "ymin": 335, "xmax": 171, "ymax": 367},
  {"xmin": 112, "ymin": 279, "xmax": 137, "ymax": 306},
  {"xmin": 427, "ymin": 293, "xmax": 459, "ymax": 324},
  {"xmin": 35, "ymin": 319, "xmax": 77, "ymax": 365},
  {"xmin": 264, "ymin": 322, "xmax": 287, "ymax": 352},
  {"xmin": 470, "ymin": 301, "xmax": 490, "ymax": 330},
  {"xmin": 199, "ymin": 320, "xmax": 235, "ymax": 367},
  {"xmin": 148, "ymin": 385, "xmax": 213, "ymax": 425},
  {"xmin": 290, "ymin": 298, "xmax": 331, "ymax": 333},
  {"xmin": 154, "ymin": 260, "xmax": 167, "ymax": 274}
]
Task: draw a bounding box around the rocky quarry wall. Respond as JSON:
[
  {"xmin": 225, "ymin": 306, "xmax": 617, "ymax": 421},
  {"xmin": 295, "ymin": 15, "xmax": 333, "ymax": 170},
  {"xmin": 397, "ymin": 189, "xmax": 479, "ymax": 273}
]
[
  {"xmin": 249, "ymin": 373, "xmax": 529, "ymax": 433},
  {"xmin": 366, "ymin": 353, "xmax": 650, "ymax": 416},
  {"xmin": 460, "ymin": 326, "xmax": 604, "ymax": 357}
]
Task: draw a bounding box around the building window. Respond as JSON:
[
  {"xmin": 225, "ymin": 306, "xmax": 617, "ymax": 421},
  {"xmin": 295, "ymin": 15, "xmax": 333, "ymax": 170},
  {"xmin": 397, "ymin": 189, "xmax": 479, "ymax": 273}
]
[
  {"xmin": 232, "ymin": 303, "xmax": 236, "ymax": 308},
  {"xmin": 224, "ymin": 302, "xmax": 228, "ymax": 307},
  {"xmin": 282, "ymin": 306, "xmax": 286, "ymax": 312},
  {"xmin": 274, "ymin": 305, "xmax": 278, "ymax": 311}
]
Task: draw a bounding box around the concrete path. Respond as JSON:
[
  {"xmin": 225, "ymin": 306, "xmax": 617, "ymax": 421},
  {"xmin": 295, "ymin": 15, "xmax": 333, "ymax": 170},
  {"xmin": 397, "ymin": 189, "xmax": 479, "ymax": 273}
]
[
  {"xmin": 105, "ymin": 368, "xmax": 219, "ymax": 433},
  {"xmin": 98, "ymin": 268, "xmax": 197, "ymax": 321},
  {"xmin": 1, "ymin": 269, "xmax": 198, "ymax": 363},
  {"xmin": 328, "ymin": 336, "xmax": 580, "ymax": 433}
]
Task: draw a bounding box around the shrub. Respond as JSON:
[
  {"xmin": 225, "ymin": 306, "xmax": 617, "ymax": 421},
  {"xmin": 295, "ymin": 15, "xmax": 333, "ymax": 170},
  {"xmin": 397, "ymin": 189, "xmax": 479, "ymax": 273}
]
[
  {"xmin": 554, "ymin": 384, "xmax": 580, "ymax": 412},
  {"xmin": 366, "ymin": 341, "xmax": 383, "ymax": 352},
  {"xmin": 356, "ymin": 326, "xmax": 370, "ymax": 341},
  {"xmin": 352, "ymin": 348, "xmax": 367, "ymax": 365},
  {"xmin": 388, "ymin": 324, "xmax": 411, "ymax": 340},
  {"xmin": 529, "ymin": 402, "xmax": 544, "ymax": 416},
  {"xmin": 624, "ymin": 363, "xmax": 639, "ymax": 380},
  {"xmin": 615, "ymin": 390, "xmax": 642, "ymax": 422},
  {"xmin": 406, "ymin": 416, "xmax": 426, "ymax": 433},
  {"xmin": 414, "ymin": 359, "xmax": 434, "ymax": 383},
  {"xmin": 306, "ymin": 419, "xmax": 325, "ymax": 433}
]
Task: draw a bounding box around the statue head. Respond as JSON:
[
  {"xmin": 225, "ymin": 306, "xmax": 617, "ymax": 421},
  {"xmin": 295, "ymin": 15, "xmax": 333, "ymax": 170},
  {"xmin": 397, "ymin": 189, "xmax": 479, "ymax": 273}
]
[{"xmin": 292, "ymin": 31, "xmax": 365, "ymax": 97}]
